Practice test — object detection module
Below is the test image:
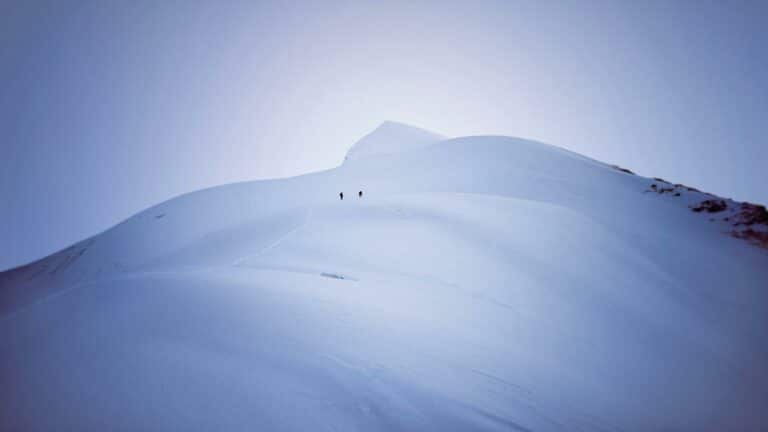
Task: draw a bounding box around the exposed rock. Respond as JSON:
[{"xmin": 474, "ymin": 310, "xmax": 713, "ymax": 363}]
[
  {"xmin": 731, "ymin": 229, "xmax": 768, "ymax": 249},
  {"xmin": 691, "ymin": 200, "xmax": 728, "ymax": 213},
  {"xmin": 734, "ymin": 202, "xmax": 768, "ymax": 226},
  {"xmin": 611, "ymin": 165, "xmax": 635, "ymax": 175},
  {"xmin": 648, "ymin": 183, "xmax": 682, "ymax": 196}
]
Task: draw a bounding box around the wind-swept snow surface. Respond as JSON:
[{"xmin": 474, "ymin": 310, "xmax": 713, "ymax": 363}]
[
  {"xmin": 344, "ymin": 121, "xmax": 444, "ymax": 161},
  {"xmin": 2, "ymin": 123, "xmax": 767, "ymax": 431}
]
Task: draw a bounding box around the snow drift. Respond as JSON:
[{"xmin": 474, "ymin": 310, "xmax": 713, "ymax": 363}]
[{"xmin": 2, "ymin": 122, "xmax": 767, "ymax": 431}]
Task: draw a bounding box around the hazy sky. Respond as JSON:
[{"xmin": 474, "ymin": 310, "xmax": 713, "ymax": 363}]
[{"xmin": 2, "ymin": 0, "xmax": 767, "ymax": 270}]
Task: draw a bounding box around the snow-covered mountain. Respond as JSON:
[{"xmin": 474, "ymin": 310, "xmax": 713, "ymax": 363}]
[{"xmin": 2, "ymin": 122, "xmax": 767, "ymax": 431}]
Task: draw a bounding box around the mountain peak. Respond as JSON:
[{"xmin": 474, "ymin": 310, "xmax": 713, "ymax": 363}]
[{"xmin": 344, "ymin": 121, "xmax": 445, "ymax": 162}]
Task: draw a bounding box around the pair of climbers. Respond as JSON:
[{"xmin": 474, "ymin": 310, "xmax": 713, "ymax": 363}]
[{"xmin": 339, "ymin": 191, "xmax": 363, "ymax": 200}]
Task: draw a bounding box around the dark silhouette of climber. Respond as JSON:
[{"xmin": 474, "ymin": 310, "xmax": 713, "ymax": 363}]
[
  {"xmin": 358, "ymin": 190, "xmax": 363, "ymax": 198},
  {"xmin": 339, "ymin": 192, "xmax": 344, "ymax": 200}
]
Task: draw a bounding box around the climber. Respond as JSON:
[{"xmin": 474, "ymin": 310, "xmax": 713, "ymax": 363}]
[
  {"xmin": 339, "ymin": 192, "xmax": 344, "ymax": 200},
  {"xmin": 358, "ymin": 190, "xmax": 363, "ymax": 198}
]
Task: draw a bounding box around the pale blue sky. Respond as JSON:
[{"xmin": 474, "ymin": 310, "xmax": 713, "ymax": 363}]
[{"xmin": 2, "ymin": 0, "xmax": 767, "ymax": 270}]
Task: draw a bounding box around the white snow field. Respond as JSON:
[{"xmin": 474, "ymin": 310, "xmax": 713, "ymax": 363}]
[{"xmin": 2, "ymin": 122, "xmax": 768, "ymax": 431}]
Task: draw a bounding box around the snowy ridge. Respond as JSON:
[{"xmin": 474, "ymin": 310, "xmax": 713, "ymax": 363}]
[
  {"xmin": 1, "ymin": 123, "xmax": 767, "ymax": 431},
  {"xmin": 344, "ymin": 121, "xmax": 445, "ymax": 161}
]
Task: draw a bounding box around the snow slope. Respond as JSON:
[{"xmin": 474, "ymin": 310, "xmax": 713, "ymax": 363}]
[
  {"xmin": 2, "ymin": 122, "xmax": 767, "ymax": 431},
  {"xmin": 344, "ymin": 120, "xmax": 444, "ymax": 161}
]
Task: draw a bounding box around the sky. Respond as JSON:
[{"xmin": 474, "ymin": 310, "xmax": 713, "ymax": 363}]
[{"xmin": 1, "ymin": 0, "xmax": 767, "ymax": 271}]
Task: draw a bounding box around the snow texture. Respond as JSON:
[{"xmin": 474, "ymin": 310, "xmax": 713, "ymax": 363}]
[
  {"xmin": 344, "ymin": 121, "xmax": 444, "ymax": 161},
  {"xmin": 2, "ymin": 122, "xmax": 767, "ymax": 431}
]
